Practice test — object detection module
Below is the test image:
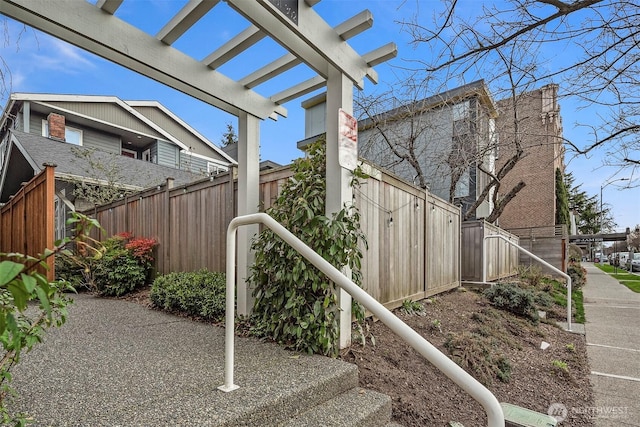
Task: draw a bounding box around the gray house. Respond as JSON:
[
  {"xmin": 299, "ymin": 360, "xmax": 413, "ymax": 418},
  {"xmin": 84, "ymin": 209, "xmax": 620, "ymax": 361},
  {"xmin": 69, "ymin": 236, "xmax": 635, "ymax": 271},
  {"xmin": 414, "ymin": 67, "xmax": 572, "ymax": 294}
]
[
  {"xmin": 297, "ymin": 81, "xmax": 499, "ymax": 220},
  {"xmin": 0, "ymin": 93, "xmax": 236, "ymax": 239},
  {"xmin": 357, "ymin": 80, "xmax": 498, "ymax": 220}
]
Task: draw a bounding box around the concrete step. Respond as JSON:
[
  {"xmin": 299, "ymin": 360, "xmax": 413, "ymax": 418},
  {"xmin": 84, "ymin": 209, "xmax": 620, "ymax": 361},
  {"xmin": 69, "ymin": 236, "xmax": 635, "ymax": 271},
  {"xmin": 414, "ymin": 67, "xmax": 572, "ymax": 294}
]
[
  {"xmin": 280, "ymin": 387, "xmax": 392, "ymax": 427},
  {"xmin": 221, "ymin": 357, "xmax": 361, "ymax": 426}
]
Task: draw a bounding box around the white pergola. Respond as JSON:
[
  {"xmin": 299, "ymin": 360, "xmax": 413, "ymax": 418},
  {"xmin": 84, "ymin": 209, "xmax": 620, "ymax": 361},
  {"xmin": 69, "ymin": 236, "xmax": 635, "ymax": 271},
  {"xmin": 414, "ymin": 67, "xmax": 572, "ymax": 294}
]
[{"xmin": 0, "ymin": 0, "xmax": 396, "ymax": 347}]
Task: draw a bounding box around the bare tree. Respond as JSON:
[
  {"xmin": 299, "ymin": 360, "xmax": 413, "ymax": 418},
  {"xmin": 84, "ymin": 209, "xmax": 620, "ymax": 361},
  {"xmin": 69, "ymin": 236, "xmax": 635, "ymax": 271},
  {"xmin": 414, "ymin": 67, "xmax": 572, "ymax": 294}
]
[
  {"xmin": 355, "ymin": 31, "xmax": 555, "ymax": 223},
  {"xmin": 69, "ymin": 147, "xmax": 153, "ymax": 208},
  {"xmin": 402, "ymin": 0, "xmax": 640, "ymax": 179}
]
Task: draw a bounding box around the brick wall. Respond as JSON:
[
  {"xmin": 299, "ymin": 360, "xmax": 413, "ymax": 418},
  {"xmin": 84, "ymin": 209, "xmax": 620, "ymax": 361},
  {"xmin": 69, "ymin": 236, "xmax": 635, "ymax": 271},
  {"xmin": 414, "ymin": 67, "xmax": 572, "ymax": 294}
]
[{"xmin": 495, "ymin": 84, "xmax": 564, "ymax": 229}]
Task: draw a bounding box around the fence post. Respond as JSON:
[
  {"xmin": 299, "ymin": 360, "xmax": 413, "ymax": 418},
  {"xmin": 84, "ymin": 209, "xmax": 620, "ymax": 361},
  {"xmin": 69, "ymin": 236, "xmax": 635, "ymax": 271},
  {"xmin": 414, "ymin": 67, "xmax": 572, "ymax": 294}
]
[
  {"xmin": 163, "ymin": 177, "xmax": 174, "ymax": 274},
  {"xmin": 44, "ymin": 164, "xmax": 56, "ymax": 281}
]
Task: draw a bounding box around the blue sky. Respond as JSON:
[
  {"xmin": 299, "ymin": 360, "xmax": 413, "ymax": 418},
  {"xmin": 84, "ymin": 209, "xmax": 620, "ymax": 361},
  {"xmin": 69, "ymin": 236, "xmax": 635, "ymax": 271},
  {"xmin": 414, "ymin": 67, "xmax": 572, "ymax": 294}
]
[{"xmin": 1, "ymin": 0, "xmax": 638, "ymax": 233}]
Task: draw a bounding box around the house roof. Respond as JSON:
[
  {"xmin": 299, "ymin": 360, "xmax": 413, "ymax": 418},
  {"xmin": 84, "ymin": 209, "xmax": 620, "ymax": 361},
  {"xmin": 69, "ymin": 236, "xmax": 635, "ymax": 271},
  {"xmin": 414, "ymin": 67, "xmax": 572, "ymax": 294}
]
[
  {"xmin": 0, "ymin": 130, "xmax": 203, "ymax": 202},
  {"xmin": 358, "ymin": 79, "xmax": 498, "ymax": 131},
  {"xmin": 1, "ymin": 93, "xmax": 236, "ymax": 165}
]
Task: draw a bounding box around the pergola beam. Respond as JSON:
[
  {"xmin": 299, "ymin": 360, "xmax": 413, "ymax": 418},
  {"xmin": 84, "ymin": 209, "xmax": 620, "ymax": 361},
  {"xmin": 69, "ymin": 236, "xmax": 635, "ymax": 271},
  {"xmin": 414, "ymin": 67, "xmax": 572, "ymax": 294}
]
[
  {"xmin": 239, "ymin": 10, "xmax": 376, "ymax": 92},
  {"xmin": 240, "ymin": 53, "xmax": 300, "ymax": 89},
  {"xmin": 203, "ymin": 25, "xmax": 266, "ymax": 69},
  {"xmin": 0, "ymin": 0, "xmax": 286, "ymax": 120},
  {"xmin": 363, "ymin": 43, "xmax": 398, "ymax": 67},
  {"xmin": 226, "ymin": 0, "xmax": 378, "ymax": 89},
  {"xmin": 156, "ymin": 0, "xmax": 221, "ymax": 46},
  {"xmin": 271, "ymin": 76, "xmax": 326, "ymax": 105},
  {"xmin": 96, "ymin": 0, "xmax": 123, "ymax": 15},
  {"xmin": 334, "ymin": 10, "xmax": 373, "ymax": 41}
]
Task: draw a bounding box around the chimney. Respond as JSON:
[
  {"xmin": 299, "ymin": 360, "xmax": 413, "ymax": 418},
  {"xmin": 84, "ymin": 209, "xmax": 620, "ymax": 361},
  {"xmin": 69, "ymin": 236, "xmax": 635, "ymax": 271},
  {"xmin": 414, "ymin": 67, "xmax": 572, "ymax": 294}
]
[{"xmin": 47, "ymin": 113, "xmax": 66, "ymax": 141}]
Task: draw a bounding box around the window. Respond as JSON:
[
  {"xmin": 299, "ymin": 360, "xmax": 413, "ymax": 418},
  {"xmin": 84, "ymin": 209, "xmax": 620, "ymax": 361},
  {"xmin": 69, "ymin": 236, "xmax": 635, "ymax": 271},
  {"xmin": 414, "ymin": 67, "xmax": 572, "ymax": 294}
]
[
  {"xmin": 121, "ymin": 148, "xmax": 137, "ymax": 159},
  {"xmin": 454, "ymin": 168, "xmax": 470, "ymax": 198},
  {"xmin": 42, "ymin": 120, "xmax": 83, "ymax": 145},
  {"xmin": 452, "ymin": 101, "xmax": 469, "ymax": 121}
]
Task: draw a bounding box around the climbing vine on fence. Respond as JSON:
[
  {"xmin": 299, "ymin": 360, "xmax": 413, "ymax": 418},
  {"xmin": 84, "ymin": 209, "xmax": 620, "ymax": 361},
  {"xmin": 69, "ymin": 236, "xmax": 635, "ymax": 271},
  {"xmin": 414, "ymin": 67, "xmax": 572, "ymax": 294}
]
[{"xmin": 248, "ymin": 139, "xmax": 367, "ymax": 357}]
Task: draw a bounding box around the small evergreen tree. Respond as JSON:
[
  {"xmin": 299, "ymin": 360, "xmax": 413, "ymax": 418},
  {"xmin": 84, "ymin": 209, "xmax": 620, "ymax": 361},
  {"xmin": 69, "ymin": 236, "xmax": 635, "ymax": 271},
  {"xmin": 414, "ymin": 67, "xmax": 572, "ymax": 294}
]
[
  {"xmin": 555, "ymin": 168, "xmax": 570, "ymax": 226},
  {"xmin": 220, "ymin": 123, "xmax": 238, "ymax": 147}
]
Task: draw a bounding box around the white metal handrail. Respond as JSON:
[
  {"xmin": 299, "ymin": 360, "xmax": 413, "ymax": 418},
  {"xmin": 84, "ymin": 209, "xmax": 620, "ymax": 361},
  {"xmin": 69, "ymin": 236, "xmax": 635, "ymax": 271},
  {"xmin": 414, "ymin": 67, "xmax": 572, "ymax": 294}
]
[
  {"xmin": 219, "ymin": 213, "xmax": 505, "ymax": 427},
  {"xmin": 482, "ymin": 234, "xmax": 573, "ymax": 331}
]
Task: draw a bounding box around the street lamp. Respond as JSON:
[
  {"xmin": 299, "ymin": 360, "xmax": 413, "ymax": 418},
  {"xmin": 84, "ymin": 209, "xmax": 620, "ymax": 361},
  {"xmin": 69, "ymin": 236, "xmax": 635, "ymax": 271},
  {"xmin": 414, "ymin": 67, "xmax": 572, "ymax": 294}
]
[{"xmin": 599, "ymin": 177, "xmax": 629, "ymax": 264}]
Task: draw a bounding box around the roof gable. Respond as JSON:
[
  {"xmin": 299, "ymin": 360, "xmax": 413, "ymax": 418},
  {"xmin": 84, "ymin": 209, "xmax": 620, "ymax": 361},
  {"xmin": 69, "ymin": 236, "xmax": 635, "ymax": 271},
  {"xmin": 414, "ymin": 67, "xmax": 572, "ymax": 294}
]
[
  {"xmin": 0, "ymin": 130, "xmax": 203, "ymax": 203},
  {"xmin": 4, "ymin": 93, "xmax": 234, "ymax": 165}
]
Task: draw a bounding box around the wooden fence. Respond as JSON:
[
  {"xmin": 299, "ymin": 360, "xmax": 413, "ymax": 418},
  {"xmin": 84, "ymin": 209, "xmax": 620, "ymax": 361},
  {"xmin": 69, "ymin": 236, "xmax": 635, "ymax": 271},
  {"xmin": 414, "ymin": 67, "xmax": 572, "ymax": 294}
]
[
  {"xmin": 90, "ymin": 163, "xmax": 462, "ymax": 308},
  {"xmin": 461, "ymin": 220, "xmax": 519, "ymax": 282},
  {"xmin": 508, "ymin": 226, "xmax": 568, "ymax": 275},
  {"xmin": 0, "ymin": 165, "xmax": 55, "ymax": 280}
]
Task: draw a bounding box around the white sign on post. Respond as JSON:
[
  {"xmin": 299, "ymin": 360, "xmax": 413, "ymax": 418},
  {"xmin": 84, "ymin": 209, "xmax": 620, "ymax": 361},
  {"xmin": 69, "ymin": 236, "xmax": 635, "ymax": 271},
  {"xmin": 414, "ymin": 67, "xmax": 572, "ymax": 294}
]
[{"xmin": 338, "ymin": 108, "xmax": 358, "ymax": 171}]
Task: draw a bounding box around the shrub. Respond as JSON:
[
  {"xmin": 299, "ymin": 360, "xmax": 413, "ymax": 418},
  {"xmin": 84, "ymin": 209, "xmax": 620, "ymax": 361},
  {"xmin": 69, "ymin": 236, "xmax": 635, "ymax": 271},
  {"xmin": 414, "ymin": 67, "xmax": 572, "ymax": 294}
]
[
  {"xmin": 444, "ymin": 332, "xmax": 511, "ymax": 385},
  {"xmin": 92, "ymin": 246, "xmax": 147, "ymax": 296},
  {"xmin": 517, "ymin": 265, "xmax": 544, "ymax": 288},
  {"xmin": 533, "ymin": 291, "xmax": 554, "ymax": 309},
  {"xmin": 567, "ymin": 261, "xmax": 587, "ymax": 290},
  {"xmin": 248, "ymin": 140, "xmax": 367, "ymax": 357},
  {"xmin": 150, "ymin": 270, "xmax": 226, "ymax": 321},
  {"xmin": 58, "ymin": 232, "xmax": 157, "ymax": 297},
  {"xmin": 400, "ymin": 299, "xmax": 426, "ymax": 316},
  {"xmin": 55, "ymin": 251, "xmax": 86, "ymax": 289},
  {"xmin": 483, "ymin": 283, "xmax": 539, "ymax": 321}
]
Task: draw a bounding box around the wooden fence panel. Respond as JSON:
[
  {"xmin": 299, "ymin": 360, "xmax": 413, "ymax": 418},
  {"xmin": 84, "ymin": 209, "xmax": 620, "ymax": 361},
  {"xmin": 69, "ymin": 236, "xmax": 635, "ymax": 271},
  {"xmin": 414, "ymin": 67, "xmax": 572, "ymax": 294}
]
[
  {"xmin": 508, "ymin": 226, "xmax": 568, "ymax": 275},
  {"xmin": 426, "ymin": 195, "xmax": 461, "ymax": 295},
  {"xmin": 461, "ymin": 220, "xmax": 519, "ymax": 282},
  {"xmin": 89, "ymin": 163, "xmax": 463, "ymax": 307},
  {"xmin": 0, "ymin": 166, "xmax": 55, "ymax": 280}
]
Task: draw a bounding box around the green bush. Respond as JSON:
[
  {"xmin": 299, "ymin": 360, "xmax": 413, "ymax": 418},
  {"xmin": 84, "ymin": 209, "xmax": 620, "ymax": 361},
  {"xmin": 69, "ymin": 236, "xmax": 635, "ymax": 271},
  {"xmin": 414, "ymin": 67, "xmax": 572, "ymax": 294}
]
[
  {"xmin": 93, "ymin": 246, "xmax": 147, "ymax": 296},
  {"xmin": 55, "ymin": 251, "xmax": 86, "ymax": 289},
  {"xmin": 517, "ymin": 265, "xmax": 545, "ymax": 288},
  {"xmin": 58, "ymin": 232, "xmax": 157, "ymax": 297},
  {"xmin": 248, "ymin": 140, "xmax": 367, "ymax": 357},
  {"xmin": 483, "ymin": 283, "xmax": 539, "ymax": 321},
  {"xmin": 150, "ymin": 270, "xmax": 226, "ymax": 322},
  {"xmin": 567, "ymin": 261, "xmax": 587, "ymax": 290}
]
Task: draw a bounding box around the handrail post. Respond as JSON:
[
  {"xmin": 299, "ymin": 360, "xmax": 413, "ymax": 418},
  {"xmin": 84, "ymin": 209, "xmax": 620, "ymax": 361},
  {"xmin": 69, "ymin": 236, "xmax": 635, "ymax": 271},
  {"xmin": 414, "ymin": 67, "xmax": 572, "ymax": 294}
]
[
  {"xmin": 219, "ymin": 213, "xmax": 505, "ymax": 426},
  {"xmin": 217, "ymin": 220, "xmax": 240, "ymax": 392},
  {"xmin": 483, "ymin": 234, "xmax": 572, "ymax": 331}
]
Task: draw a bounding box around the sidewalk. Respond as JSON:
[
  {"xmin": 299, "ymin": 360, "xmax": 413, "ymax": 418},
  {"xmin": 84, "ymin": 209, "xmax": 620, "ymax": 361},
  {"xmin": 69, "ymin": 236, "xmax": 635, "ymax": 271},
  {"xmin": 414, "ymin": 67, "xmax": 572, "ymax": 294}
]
[{"xmin": 582, "ymin": 263, "xmax": 640, "ymax": 427}]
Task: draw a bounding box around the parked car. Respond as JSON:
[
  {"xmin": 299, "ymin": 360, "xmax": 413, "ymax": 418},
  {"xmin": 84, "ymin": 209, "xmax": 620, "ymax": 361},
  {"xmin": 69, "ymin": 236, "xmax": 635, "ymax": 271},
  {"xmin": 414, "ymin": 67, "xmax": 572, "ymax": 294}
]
[
  {"xmin": 626, "ymin": 253, "xmax": 640, "ymax": 272},
  {"xmin": 613, "ymin": 252, "xmax": 630, "ymax": 268}
]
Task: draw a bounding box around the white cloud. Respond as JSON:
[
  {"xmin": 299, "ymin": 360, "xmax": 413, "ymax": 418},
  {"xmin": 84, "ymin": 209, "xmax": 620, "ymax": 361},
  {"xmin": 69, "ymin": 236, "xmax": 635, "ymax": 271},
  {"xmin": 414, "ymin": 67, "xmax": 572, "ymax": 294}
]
[{"xmin": 31, "ymin": 37, "xmax": 95, "ymax": 73}]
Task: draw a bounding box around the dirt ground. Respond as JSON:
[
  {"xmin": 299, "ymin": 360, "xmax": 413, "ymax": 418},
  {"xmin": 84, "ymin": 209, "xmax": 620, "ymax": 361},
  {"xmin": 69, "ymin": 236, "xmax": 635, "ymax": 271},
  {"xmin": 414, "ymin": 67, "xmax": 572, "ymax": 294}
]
[
  {"xmin": 342, "ymin": 288, "xmax": 594, "ymax": 426},
  {"xmin": 123, "ymin": 286, "xmax": 594, "ymax": 426}
]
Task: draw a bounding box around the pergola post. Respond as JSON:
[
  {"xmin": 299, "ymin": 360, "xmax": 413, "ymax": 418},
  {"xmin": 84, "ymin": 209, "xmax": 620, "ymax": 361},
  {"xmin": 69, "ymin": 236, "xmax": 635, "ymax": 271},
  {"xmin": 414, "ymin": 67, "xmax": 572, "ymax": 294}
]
[
  {"xmin": 325, "ymin": 66, "xmax": 353, "ymax": 349},
  {"xmin": 236, "ymin": 111, "xmax": 260, "ymax": 316}
]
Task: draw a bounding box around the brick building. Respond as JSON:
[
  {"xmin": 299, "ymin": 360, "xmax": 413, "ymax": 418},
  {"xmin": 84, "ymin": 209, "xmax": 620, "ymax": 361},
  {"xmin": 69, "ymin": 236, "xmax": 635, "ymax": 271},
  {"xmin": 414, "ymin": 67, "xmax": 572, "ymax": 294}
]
[{"xmin": 495, "ymin": 84, "xmax": 565, "ymax": 230}]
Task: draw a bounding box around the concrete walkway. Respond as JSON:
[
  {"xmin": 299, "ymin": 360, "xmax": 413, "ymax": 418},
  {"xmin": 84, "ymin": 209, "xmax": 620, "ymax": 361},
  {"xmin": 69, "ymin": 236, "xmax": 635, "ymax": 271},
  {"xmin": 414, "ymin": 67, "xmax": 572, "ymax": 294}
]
[
  {"xmin": 7, "ymin": 293, "xmax": 370, "ymax": 426},
  {"xmin": 582, "ymin": 263, "xmax": 640, "ymax": 427}
]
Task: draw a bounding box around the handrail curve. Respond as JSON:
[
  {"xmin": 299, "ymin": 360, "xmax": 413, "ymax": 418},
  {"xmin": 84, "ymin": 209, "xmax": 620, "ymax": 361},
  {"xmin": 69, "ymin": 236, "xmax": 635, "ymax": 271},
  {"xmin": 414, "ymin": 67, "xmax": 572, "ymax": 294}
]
[{"xmin": 219, "ymin": 213, "xmax": 505, "ymax": 427}]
